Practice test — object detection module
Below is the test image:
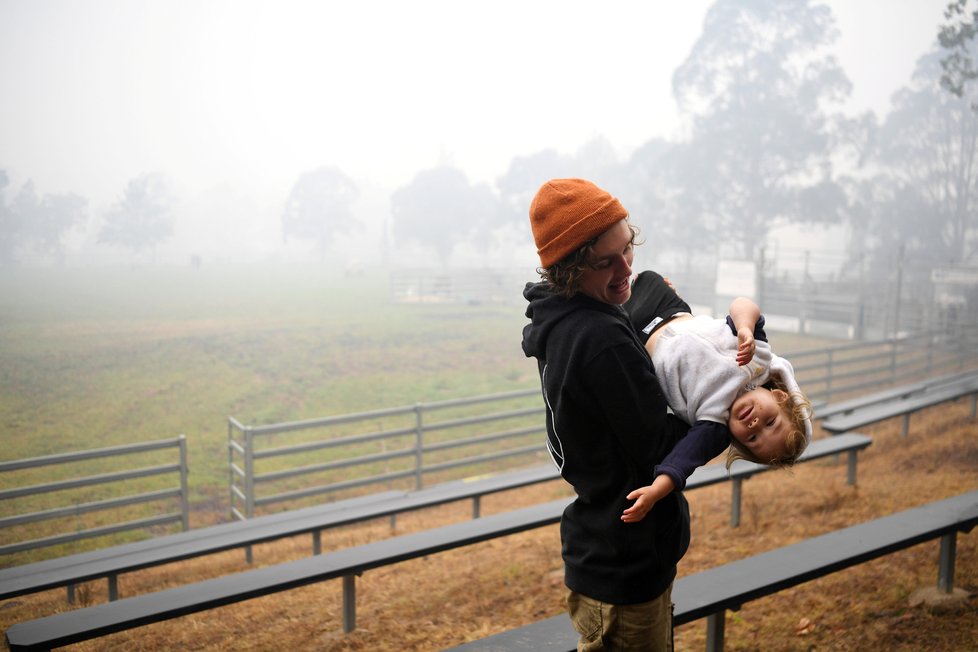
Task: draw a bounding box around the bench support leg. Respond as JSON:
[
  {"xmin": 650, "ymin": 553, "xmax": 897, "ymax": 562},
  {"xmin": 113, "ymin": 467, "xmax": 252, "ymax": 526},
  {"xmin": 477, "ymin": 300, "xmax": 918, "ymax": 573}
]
[
  {"xmin": 472, "ymin": 496, "xmax": 481, "ymax": 519},
  {"xmin": 938, "ymin": 533, "xmax": 957, "ymax": 593},
  {"xmin": 342, "ymin": 575, "xmax": 357, "ymax": 633},
  {"xmin": 390, "ymin": 514, "xmax": 397, "ymax": 530},
  {"xmin": 731, "ymin": 479, "xmax": 742, "ymax": 528},
  {"xmin": 313, "ymin": 530, "xmax": 322, "ymax": 556},
  {"xmin": 846, "ymin": 451, "xmax": 858, "ymax": 486},
  {"xmin": 705, "ymin": 610, "xmax": 725, "ymax": 652},
  {"xmin": 970, "ymin": 394, "xmax": 976, "ymax": 419},
  {"xmin": 108, "ymin": 574, "xmax": 118, "ymax": 602},
  {"xmin": 901, "ymin": 414, "xmax": 910, "ymax": 437},
  {"xmin": 66, "ymin": 583, "xmax": 75, "ymax": 604}
]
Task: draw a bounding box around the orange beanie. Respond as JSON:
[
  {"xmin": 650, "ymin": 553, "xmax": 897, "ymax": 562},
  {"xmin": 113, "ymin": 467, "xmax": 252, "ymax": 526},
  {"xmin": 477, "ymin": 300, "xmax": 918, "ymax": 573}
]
[{"xmin": 529, "ymin": 178, "xmax": 628, "ymax": 267}]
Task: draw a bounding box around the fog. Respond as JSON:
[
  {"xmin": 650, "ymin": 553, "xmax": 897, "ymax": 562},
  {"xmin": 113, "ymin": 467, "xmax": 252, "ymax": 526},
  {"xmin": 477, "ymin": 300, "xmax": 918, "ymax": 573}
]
[{"xmin": 0, "ymin": 0, "xmax": 969, "ymax": 284}]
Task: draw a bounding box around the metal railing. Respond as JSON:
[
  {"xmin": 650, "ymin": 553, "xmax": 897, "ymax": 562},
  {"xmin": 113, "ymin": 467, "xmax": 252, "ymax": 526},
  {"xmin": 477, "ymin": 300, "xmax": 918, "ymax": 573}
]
[
  {"xmin": 789, "ymin": 324, "xmax": 978, "ymax": 404},
  {"xmin": 228, "ymin": 323, "xmax": 978, "ymax": 521},
  {"xmin": 227, "ymin": 390, "xmax": 546, "ymax": 521},
  {"xmin": 0, "ymin": 436, "xmax": 190, "ymax": 560}
]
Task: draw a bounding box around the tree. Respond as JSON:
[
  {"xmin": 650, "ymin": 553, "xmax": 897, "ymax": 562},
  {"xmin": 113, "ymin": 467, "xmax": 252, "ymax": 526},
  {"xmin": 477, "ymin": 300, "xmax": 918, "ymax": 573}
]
[
  {"xmin": 99, "ymin": 173, "xmax": 174, "ymax": 256},
  {"xmin": 939, "ymin": 0, "xmax": 978, "ymax": 100},
  {"xmin": 0, "ymin": 170, "xmax": 20, "ymax": 264},
  {"xmin": 496, "ymin": 149, "xmax": 576, "ymax": 229},
  {"xmin": 0, "ymin": 174, "xmax": 86, "ymax": 264},
  {"xmin": 873, "ymin": 46, "xmax": 978, "ymax": 265},
  {"xmin": 390, "ymin": 166, "xmax": 504, "ymax": 266},
  {"xmin": 282, "ymin": 166, "xmax": 359, "ymax": 258},
  {"xmin": 670, "ymin": 0, "xmax": 851, "ymax": 260},
  {"xmin": 620, "ymin": 138, "xmax": 719, "ymax": 272},
  {"xmin": 29, "ymin": 192, "xmax": 86, "ymax": 261}
]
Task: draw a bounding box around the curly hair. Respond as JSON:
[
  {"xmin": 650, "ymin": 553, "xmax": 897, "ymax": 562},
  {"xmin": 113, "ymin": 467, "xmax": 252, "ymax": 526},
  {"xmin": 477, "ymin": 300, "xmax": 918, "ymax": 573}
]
[
  {"xmin": 726, "ymin": 376, "xmax": 813, "ymax": 469},
  {"xmin": 536, "ymin": 222, "xmax": 641, "ymax": 298}
]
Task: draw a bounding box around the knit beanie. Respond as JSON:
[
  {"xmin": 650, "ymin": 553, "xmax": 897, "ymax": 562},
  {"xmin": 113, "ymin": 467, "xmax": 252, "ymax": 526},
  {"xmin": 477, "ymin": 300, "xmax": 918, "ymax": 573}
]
[{"xmin": 529, "ymin": 178, "xmax": 628, "ymax": 267}]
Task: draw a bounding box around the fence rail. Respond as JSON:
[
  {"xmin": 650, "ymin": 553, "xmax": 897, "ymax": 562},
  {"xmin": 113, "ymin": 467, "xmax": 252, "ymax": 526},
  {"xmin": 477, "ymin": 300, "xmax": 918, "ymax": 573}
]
[
  {"xmin": 0, "ymin": 436, "xmax": 190, "ymax": 557},
  {"xmin": 227, "ymin": 389, "xmax": 547, "ymax": 520},
  {"xmin": 790, "ymin": 325, "xmax": 978, "ymax": 403},
  {"xmin": 228, "ymin": 324, "xmax": 978, "ymax": 520}
]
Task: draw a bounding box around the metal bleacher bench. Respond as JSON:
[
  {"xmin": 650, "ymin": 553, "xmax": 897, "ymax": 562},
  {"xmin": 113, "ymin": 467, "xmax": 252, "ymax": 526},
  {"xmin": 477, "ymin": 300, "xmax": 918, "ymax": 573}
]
[
  {"xmin": 815, "ymin": 369, "xmax": 978, "ymax": 422},
  {"xmin": 0, "ymin": 464, "xmax": 561, "ymax": 604},
  {"xmin": 445, "ymin": 489, "xmax": 978, "ymax": 652},
  {"xmin": 2, "ymin": 435, "xmax": 871, "ymax": 651},
  {"xmin": 821, "ymin": 372, "xmax": 978, "ymax": 437},
  {"xmin": 0, "ymin": 434, "xmax": 869, "ymax": 607}
]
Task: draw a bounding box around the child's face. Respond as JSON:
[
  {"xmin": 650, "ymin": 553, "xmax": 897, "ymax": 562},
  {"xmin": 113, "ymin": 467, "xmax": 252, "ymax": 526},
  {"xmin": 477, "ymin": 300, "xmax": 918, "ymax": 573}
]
[{"xmin": 728, "ymin": 387, "xmax": 791, "ymax": 463}]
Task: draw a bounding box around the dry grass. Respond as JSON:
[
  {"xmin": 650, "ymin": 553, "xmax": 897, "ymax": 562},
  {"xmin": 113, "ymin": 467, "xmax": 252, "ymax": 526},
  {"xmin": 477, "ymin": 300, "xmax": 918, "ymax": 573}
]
[{"xmin": 2, "ymin": 399, "xmax": 977, "ymax": 651}]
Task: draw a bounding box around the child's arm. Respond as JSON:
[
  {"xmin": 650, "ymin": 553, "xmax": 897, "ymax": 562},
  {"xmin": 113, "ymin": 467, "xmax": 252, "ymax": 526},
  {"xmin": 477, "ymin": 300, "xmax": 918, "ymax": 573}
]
[
  {"xmin": 622, "ymin": 421, "xmax": 730, "ymax": 523},
  {"xmin": 729, "ymin": 297, "xmax": 761, "ymax": 366},
  {"xmin": 622, "ymin": 475, "xmax": 674, "ymax": 523}
]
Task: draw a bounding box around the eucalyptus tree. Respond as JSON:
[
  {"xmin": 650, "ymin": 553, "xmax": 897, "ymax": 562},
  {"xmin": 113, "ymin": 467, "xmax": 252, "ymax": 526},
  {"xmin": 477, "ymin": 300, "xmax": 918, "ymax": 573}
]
[
  {"xmin": 282, "ymin": 166, "xmax": 359, "ymax": 259},
  {"xmin": 875, "ymin": 46, "xmax": 978, "ymax": 266},
  {"xmin": 939, "ymin": 0, "xmax": 978, "ymax": 101},
  {"xmin": 390, "ymin": 165, "xmax": 509, "ymax": 267},
  {"xmin": 670, "ymin": 0, "xmax": 851, "ymax": 260},
  {"xmin": 496, "ymin": 148, "xmax": 577, "ymax": 233},
  {"xmin": 99, "ymin": 173, "xmax": 174, "ymax": 259},
  {"xmin": 0, "ymin": 174, "xmax": 87, "ymax": 264}
]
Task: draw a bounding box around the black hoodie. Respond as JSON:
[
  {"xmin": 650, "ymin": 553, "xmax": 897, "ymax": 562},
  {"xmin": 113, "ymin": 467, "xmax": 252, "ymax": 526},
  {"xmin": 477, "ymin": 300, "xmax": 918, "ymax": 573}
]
[{"xmin": 522, "ymin": 281, "xmax": 691, "ymax": 604}]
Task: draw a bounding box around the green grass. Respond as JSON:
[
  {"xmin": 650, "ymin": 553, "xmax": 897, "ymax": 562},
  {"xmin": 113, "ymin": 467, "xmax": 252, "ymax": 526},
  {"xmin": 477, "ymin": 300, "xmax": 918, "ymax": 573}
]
[{"xmin": 0, "ymin": 265, "xmax": 539, "ymax": 527}]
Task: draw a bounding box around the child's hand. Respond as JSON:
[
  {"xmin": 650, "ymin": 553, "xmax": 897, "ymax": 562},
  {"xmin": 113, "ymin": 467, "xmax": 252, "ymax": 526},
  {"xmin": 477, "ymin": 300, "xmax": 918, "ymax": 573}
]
[
  {"xmin": 622, "ymin": 475, "xmax": 674, "ymax": 523},
  {"xmin": 736, "ymin": 327, "xmax": 755, "ymax": 366}
]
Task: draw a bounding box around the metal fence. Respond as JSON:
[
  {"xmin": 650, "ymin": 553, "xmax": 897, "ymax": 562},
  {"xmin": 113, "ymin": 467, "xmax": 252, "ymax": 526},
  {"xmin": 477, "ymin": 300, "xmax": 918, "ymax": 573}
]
[
  {"xmin": 388, "ymin": 269, "xmax": 527, "ymax": 305},
  {"xmin": 790, "ymin": 324, "xmax": 978, "ymax": 403},
  {"xmin": 0, "ymin": 436, "xmax": 190, "ymax": 559},
  {"xmin": 227, "ymin": 390, "xmax": 547, "ymax": 520},
  {"xmin": 228, "ymin": 324, "xmax": 978, "ymax": 520}
]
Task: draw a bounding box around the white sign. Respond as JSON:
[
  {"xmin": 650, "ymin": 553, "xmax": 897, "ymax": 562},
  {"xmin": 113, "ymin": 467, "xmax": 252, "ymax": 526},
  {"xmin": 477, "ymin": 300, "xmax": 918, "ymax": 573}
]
[{"xmin": 931, "ymin": 268, "xmax": 978, "ymax": 285}]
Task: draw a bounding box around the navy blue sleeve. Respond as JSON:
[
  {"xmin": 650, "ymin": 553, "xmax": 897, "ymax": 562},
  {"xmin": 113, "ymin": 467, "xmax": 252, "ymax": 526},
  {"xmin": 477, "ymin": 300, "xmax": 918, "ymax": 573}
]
[
  {"xmin": 724, "ymin": 314, "xmax": 768, "ymax": 343},
  {"xmin": 653, "ymin": 421, "xmax": 731, "ymax": 491}
]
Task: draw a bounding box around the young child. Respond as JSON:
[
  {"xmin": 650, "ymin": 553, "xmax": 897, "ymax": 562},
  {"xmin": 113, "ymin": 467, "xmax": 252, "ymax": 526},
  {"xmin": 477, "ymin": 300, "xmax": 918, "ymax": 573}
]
[{"xmin": 620, "ymin": 270, "xmax": 814, "ymax": 523}]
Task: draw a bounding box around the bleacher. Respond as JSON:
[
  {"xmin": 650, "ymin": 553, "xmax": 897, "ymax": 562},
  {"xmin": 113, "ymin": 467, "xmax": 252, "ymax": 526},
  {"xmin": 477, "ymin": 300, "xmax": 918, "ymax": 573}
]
[
  {"xmin": 444, "ymin": 490, "xmax": 978, "ymax": 652},
  {"xmin": 4, "ymin": 370, "xmax": 978, "ymax": 650}
]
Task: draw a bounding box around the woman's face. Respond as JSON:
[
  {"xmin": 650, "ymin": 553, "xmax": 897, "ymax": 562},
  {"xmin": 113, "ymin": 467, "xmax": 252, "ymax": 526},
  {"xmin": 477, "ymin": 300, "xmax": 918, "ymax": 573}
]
[
  {"xmin": 578, "ymin": 219, "xmax": 634, "ymax": 305},
  {"xmin": 728, "ymin": 387, "xmax": 791, "ymax": 462}
]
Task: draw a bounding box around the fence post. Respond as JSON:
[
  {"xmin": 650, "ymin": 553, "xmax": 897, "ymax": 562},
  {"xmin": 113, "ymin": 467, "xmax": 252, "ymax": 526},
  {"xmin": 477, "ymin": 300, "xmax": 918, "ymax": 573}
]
[
  {"xmin": 892, "ymin": 244, "xmax": 904, "ymax": 337},
  {"xmin": 414, "ymin": 403, "xmax": 424, "ymax": 491},
  {"xmin": 889, "ymin": 341, "xmax": 898, "ymax": 385},
  {"xmin": 227, "ymin": 420, "xmax": 234, "ymax": 521},
  {"xmin": 244, "ymin": 426, "xmax": 255, "ymax": 564},
  {"xmin": 825, "ymin": 350, "xmax": 834, "ymax": 402},
  {"xmin": 178, "ymin": 434, "xmax": 190, "ymax": 531}
]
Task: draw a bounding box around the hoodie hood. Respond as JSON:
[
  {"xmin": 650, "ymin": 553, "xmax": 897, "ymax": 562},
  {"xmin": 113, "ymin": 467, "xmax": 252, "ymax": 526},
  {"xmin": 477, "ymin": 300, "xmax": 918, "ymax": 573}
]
[
  {"xmin": 521, "ymin": 282, "xmax": 561, "ymax": 359},
  {"xmin": 521, "ymin": 282, "xmax": 624, "ymax": 360}
]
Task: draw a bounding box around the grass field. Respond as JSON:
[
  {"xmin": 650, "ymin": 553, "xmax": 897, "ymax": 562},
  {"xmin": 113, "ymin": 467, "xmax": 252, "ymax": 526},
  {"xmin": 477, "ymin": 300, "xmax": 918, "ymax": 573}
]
[{"xmin": 0, "ymin": 264, "xmax": 547, "ymax": 556}]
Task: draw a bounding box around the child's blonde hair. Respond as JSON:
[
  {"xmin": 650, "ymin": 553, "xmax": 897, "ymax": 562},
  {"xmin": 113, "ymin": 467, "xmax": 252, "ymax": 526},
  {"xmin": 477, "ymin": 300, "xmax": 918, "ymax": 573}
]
[{"xmin": 725, "ymin": 376, "xmax": 813, "ymax": 469}]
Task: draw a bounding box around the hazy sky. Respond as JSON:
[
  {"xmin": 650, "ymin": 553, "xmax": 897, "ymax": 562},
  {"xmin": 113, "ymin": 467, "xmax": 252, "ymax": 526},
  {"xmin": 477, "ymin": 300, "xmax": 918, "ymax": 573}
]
[{"xmin": 0, "ymin": 0, "xmax": 953, "ymax": 212}]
